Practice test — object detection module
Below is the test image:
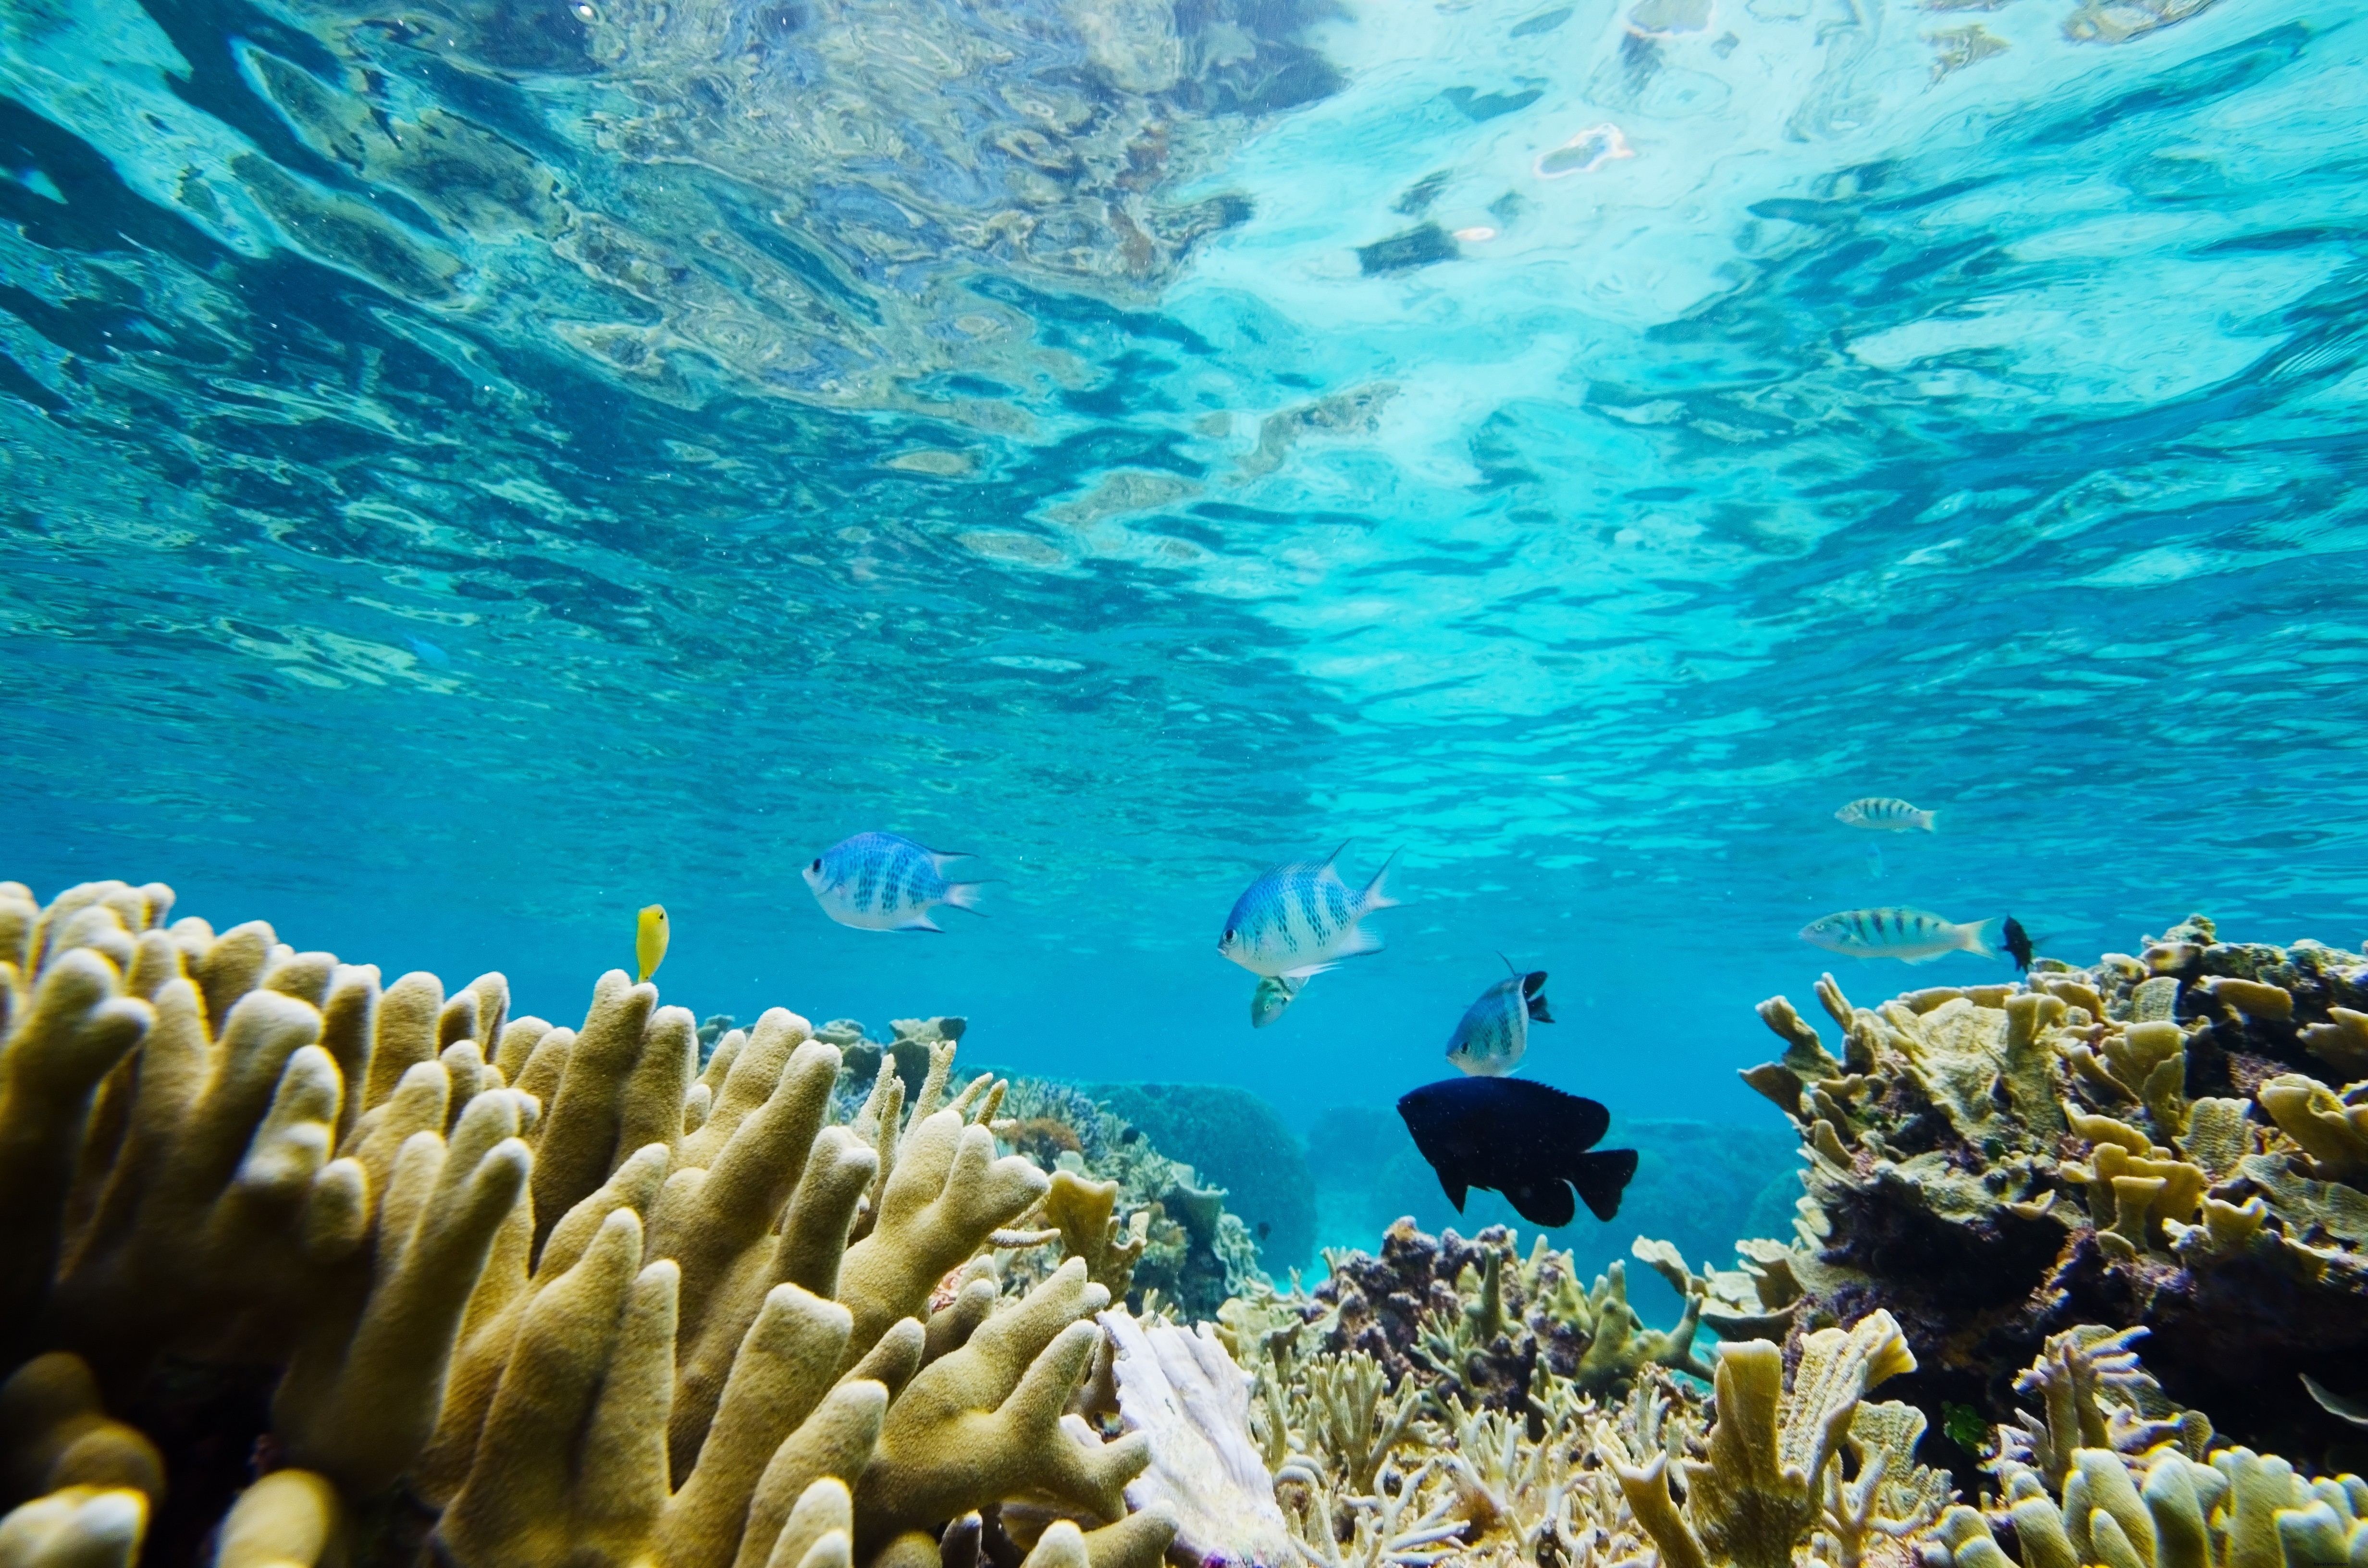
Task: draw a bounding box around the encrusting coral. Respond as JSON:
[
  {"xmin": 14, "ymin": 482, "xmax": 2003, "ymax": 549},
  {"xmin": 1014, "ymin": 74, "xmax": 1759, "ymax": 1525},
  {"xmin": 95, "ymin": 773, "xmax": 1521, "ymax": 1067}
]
[
  {"xmin": 1739, "ymin": 917, "xmax": 2368, "ymax": 1468},
  {"xmin": 0, "ymin": 878, "xmax": 1182, "ymax": 1568}
]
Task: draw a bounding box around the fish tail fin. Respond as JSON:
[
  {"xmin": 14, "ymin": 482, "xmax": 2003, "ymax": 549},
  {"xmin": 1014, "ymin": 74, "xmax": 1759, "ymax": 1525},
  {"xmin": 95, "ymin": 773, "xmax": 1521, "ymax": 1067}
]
[
  {"xmin": 1342, "ymin": 925, "xmax": 1384, "ymax": 959},
  {"xmin": 1572, "ymin": 1148, "xmax": 1640, "ymax": 1223},
  {"xmin": 1360, "ymin": 846, "xmax": 1403, "ymax": 912},
  {"xmin": 1957, "ymin": 917, "xmax": 1995, "ymax": 959},
  {"xmin": 1920, "ymin": 810, "xmax": 1938, "ymax": 832},
  {"xmin": 941, "ymin": 882, "xmax": 989, "ymax": 916}
]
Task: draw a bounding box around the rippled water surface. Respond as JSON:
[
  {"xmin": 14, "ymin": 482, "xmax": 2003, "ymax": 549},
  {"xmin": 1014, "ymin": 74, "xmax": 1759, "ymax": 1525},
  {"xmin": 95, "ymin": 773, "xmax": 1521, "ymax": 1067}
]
[{"xmin": 6, "ymin": 0, "xmax": 2367, "ymax": 1218}]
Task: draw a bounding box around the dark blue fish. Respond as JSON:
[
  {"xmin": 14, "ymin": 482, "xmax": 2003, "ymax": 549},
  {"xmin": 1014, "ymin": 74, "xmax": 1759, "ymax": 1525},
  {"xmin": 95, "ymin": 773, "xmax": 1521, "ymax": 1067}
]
[
  {"xmin": 1395, "ymin": 1078, "xmax": 1637, "ymax": 1227},
  {"xmin": 2003, "ymin": 916, "xmax": 2034, "ymax": 973}
]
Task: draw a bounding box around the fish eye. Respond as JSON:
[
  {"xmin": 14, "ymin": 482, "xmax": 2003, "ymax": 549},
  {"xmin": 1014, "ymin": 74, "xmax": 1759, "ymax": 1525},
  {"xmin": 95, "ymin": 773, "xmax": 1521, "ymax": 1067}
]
[
  {"xmin": 809, "ymin": 858, "xmax": 822, "ymax": 871},
  {"xmin": 1222, "ymin": 928, "xmax": 1236, "ymax": 943}
]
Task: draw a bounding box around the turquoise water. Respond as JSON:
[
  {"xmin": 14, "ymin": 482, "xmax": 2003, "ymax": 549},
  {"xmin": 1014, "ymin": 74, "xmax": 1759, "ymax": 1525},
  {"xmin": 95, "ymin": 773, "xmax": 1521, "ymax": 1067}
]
[{"xmin": 7, "ymin": 0, "xmax": 2367, "ymax": 1269}]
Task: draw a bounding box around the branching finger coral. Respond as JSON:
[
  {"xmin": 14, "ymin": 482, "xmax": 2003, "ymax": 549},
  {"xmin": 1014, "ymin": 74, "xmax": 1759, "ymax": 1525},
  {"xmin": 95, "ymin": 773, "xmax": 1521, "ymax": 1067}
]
[
  {"xmin": 0, "ymin": 878, "xmax": 1188, "ymax": 1568},
  {"xmin": 854, "ymin": 1259, "xmax": 1147, "ymax": 1553}
]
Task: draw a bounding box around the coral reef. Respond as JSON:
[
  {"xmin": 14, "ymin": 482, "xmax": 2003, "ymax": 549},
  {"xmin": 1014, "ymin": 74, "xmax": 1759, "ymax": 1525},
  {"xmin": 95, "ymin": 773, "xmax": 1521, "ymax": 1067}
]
[
  {"xmin": 1304, "ymin": 1106, "xmax": 1798, "ymax": 1287},
  {"xmin": 1220, "ymin": 1219, "xmax": 1719, "ymax": 1421},
  {"xmin": 1084, "ymin": 1082, "xmax": 1318, "ymax": 1275},
  {"xmin": 1740, "ymin": 918, "xmax": 2368, "ymax": 1468},
  {"xmin": 0, "ymin": 878, "xmax": 1182, "ymax": 1568},
  {"xmin": 984, "ymin": 1076, "xmax": 1266, "ymax": 1323},
  {"xmin": 14, "ymin": 879, "xmax": 2365, "ymax": 1568}
]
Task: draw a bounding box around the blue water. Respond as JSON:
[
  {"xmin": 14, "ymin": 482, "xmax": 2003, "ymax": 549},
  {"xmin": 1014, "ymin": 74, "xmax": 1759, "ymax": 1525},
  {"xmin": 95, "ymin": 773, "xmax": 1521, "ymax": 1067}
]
[{"xmin": 7, "ymin": 0, "xmax": 2368, "ymax": 1265}]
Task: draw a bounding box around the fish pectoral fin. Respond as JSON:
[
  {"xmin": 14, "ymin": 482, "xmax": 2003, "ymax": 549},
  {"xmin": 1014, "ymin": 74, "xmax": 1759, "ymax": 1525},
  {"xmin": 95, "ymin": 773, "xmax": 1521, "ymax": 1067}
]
[
  {"xmin": 1504, "ymin": 1180, "xmax": 1577, "ymax": 1229},
  {"xmin": 1572, "ymin": 1149, "xmax": 1640, "ymax": 1223}
]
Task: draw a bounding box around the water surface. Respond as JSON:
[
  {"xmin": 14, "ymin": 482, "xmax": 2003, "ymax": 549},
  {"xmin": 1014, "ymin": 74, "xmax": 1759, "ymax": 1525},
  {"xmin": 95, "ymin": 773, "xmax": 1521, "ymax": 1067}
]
[{"xmin": 5, "ymin": 0, "xmax": 2365, "ymax": 1186}]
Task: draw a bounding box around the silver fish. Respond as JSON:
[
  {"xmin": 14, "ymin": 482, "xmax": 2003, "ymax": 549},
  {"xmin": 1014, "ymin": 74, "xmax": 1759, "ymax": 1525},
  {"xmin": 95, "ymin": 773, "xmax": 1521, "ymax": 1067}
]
[
  {"xmin": 1446, "ymin": 963, "xmax": 1553, "ymax": 1076},
  {"xmin": 1217, "ymin": 844, "xmax": 1399, "ymax": 980},
  {"xmin": 803, "ymin": 832, "xmax": 985, "ymax": 932},
  {"xmin": 1250, "ymin": 973, "xmax": 1307, "ymax": 1029},
  {"xmin": 1835, "ymin": 796, "xmax": 1936, "ymax": 832},
  {"xmin": 1800, "ymin": 906, "xmax": 1991, "ymax": 964}
]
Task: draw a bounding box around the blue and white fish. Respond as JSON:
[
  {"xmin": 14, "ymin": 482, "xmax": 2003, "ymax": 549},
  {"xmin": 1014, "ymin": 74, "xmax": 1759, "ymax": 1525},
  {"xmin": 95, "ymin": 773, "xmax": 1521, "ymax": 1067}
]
[
  {"xmin": 1800, "ymin": 906, "xmax": 1992, "ymax": 965},
  {"xmin": 1835, "ymin": 797, "xmax": 1936, "ymax": 833},
  {"xmin": 1445, "ymin": 962, "xmax": 1553, "ymax": 1077},
  {"xmin": 1217, "ymin": 845, "xmax": 1399, "ymax": 980},
  {"xmin": 803, "ymin": 832, "xmax": 986, "ymax": 933}
]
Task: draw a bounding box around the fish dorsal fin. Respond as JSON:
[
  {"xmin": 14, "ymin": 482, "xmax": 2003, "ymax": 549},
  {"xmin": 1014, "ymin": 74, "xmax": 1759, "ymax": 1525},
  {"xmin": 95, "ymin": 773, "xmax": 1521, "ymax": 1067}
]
[
  {"xmin": 1323, "ymin": 839, "xmax": 1351, "ymax": 868},
  {"xmin": 1497, "ymin": 951, "xmax": 1520, "ymax": 978}
]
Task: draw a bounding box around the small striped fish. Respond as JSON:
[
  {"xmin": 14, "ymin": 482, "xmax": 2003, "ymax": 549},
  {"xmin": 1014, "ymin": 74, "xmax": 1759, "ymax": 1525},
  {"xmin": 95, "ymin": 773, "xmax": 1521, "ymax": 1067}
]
[
  {"xmin": 1835, "ymin": 796, "xmax": 1936, "ymax": 832},
  {"xmin": 1218, "ymin": 844, "xmax": 1398, "ymax": 980},
  {"xmin": 1801, "ymin": 906, "xmax": 1992, "ymax": 964},
  {"xmin": 1446, "ymin": 965, "xmax": 1553, "ymax": 1077},
  {"xmin": 803, "ymin": 832, "xmax": 984, "ymax": 932},
  {"xmin": 1250, "ymin": 973, "xmax": 1307, "ymax": 1029}
]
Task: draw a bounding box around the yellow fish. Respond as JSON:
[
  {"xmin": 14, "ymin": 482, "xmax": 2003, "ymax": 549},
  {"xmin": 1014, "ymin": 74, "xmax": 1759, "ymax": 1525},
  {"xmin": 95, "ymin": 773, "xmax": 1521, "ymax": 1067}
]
[{"xmin": 637, "ymin": 904, "xmax": 669, "ymax": 983}]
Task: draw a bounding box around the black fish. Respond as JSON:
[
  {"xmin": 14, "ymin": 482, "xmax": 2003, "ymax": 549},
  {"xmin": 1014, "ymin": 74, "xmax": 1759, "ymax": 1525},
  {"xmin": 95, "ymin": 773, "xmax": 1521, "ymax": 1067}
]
[
  {"xmin": 1395, "ymin": 1078, "xmax": 1638, "ymax": 1227},
  {"xmin": 2003, "ymin": 916, "xmax": 2034, "ymax": 973}
]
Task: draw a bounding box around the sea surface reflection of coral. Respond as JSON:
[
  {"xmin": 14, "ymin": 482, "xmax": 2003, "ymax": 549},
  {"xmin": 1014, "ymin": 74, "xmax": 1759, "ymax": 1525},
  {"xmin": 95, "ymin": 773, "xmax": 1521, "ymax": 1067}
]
[{"xmin": 7, "ymin": 882, "xmax": 2367, "ymax": 1568}]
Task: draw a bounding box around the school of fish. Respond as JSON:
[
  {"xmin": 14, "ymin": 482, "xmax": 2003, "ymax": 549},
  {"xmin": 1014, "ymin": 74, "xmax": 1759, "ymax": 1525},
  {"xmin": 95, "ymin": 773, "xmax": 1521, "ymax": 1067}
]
[{"xmin": 623, "ymin": 793, "xmax": 2035, "ymax": 1232}]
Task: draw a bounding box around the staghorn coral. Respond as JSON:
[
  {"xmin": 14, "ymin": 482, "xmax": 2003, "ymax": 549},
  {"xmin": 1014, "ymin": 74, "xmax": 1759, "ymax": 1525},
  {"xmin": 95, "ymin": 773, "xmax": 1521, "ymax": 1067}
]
[
  {"xmin": 1740, "ymin": 925, "xmax": 2368, "ymax": 1467},
  {"xmin": 0, "ymin": 877, "xmax": 1180, "ymax": 1568}
]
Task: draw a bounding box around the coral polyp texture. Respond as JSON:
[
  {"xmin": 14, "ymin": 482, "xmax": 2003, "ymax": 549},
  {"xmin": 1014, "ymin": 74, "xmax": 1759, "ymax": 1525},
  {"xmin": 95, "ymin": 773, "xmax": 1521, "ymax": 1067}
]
[
  {"xmin": 0, "ymin": 878, "xmax": 1180, "ymax": 1568},
  {"xmin": 1741, "ymin": 915, "xmax": 2368, "ymax": 1468}
]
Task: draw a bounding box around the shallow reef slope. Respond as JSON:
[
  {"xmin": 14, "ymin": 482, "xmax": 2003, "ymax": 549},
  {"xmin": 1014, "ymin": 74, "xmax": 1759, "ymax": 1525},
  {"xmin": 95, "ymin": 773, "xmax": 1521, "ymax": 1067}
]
[{"xmin": 1740, "ymin": 915, "xmax": 2368, "ymax": 1469}]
